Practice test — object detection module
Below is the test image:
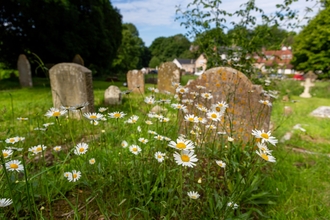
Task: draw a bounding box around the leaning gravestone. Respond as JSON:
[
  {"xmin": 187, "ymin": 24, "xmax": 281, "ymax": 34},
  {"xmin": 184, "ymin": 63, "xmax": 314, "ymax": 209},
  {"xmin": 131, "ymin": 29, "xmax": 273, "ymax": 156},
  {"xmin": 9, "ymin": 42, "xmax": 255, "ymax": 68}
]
[
  {"xmin": 104, "ymin": 85, "xmax": 122, "ymax": 105},
  {"xmin": 127, "ymin": 70, "xmax": 145, "ymax": 94},
  {"xmin": 158, "ymin": 62, "xmax": 181, "ymax": 94},
  {"xmin": 49, "ymin": 63, "xmax": 94, "ymax": 115},
  {"xmin": 17, "ymin": 54, "xmax": 33, "ymax": 87},
  {"xmin": 183, "ymin": 67, "xmax": 272, "ymax": 143},
  {"xmin": 310, "ymin": 106, "xmax": 330, "ymax": 118}
]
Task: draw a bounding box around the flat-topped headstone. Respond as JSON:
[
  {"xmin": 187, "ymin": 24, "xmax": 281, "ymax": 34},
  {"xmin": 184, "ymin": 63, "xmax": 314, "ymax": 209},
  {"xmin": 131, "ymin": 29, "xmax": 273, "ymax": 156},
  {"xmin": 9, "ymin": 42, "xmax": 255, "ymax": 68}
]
[
  {"xmin": 104, "ymin": 85, "xmax": 122, "ymax": 105},
  {"xmin": 49, "ymin": 63, "xmax": 94, "ymax": 114},
  {"xmin": 310, "ymin": 106, "xmax": 330, "ymax": 118},
  {"xmin": 127, "ymin": 70, "xmax": 145, "ymax": 94},
  {"xmin": 184, "ymin": 67, "xmax": 272, "ymax": 143},
  {"xmin": 17, "ymin": 54, "xmax": 33, "ymax": 87},
  {"xmin": 158, "ymin": 62, "xmax": 181, "ymax": 94}
]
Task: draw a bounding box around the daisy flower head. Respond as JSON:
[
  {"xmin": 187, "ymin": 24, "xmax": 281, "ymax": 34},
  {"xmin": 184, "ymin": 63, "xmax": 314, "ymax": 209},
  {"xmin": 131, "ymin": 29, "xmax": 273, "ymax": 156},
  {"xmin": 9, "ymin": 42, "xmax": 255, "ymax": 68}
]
[
  {"xmin": 17, "ymin": 117, "xmax": 28, "ymax": 121},
  {"xmin": 259, "ymin": 100, "xmax": 272, "ymax": 107},
  {"xmin": 64, "ymin": 172, "xmax": 72, "ymax": 179},
  {"xmin": 256, "ymin": 150, "xmax": 276, "ymax": 162},
  {"xmin": 145, "ymin": 120, "xmax": 153, "ymax": 125},
  {"xmin": 0, "ymin": 198, "xmax": 13, "ymax": 207},
  {"xmin": 184, "ymin": 114, "xmax": 198, "ymax": 123},
  {"xmin": 164, "ymin": 136, "xmax": 171, "ymax": 141},
  {"xmin": 172, "ymin": 82, "xmax": 181, "ymax": 88},
  {"xmin": 83, "ymin": 112, "xmax": 103, "ymax": 121},
  {"xmin": 144, "ymin": 96, "xmax": 156, "ymax": 104},
  {"xmin": 148, "ymin": 87, "xmax": 159, "ymax": 93},
  {"xmin": 28, "ymin": 144, "xmax": 47, "ymax": 155},
  {"xmin": 212, "ymin": 101, "xmax": 229, "ymax": 113},
  {"xmin": 197, "ymin": 117, "xmax": 207, "ymax": 124},
  {"xmin": 53, "ymin": 146, "xmax": 62, "ymax": 152},
  {"xmin": 227, "ymin": 137, "xmax": 234, "ymax": 142},
  {"xmin": 121, "ymin": 140, "xmax": 128, "ymax": 148},
  {"xmin": 215, "ymin": 160, "xmax": 226, "ymax": 168},
  {"xmin": 45, "ymin": 107, "xmax": 67, "ymax": 118},
  {"xmin": 252, "ymin": 129, "xmax": 278, "ymax": 146},
  {"xmin": 69, "ymin": 170, "xmax": 82, "ymax": 182},
  {"xmin": 154, "ymin": 135, "xmax": 164, "ymax": 141},
  {"xmin": 5, "ymin": 137, "xmax": 18, "ymax": 144},
  {"xmin": 201, "ymin": 92, "xmax": 213, "ymax": 100},
  {"xmin": 43, "ymin": 122, "xmax": 54, "ymax": 127},
  {"xmin": 173, "ymin": 150, "xmax": 198, "ymax": 168},
  {"xmin": 168, "ymin": 138, "xmax": 195, "ymax": 151},
  {"xmin": 171, "ymin": 103, "xmax": 188, "ymax": 112},
  {"xmin": 137, "ymin": 126, "xmax": 142, "ymax": 132},
  {"xmin": 176, "ymin": 86, "xmax": 189, "ymax": 94},
  {"xmin": 207, "ymin": 111, "xmax": 222, "ymax": 122},
  {"xmin": 126, "ymin": 115, "xmax": 139, "ymax": 124},
  {"xmin": 257, "ymin": 142, "xmax": 272, "ymax": 154},
  {"xmin": 206, "ymin": 124, "xmax": 217, "ymax": 130},
  {"xmin": 187, "ymin": 191, "xmax": 200, "ymax": 199},
  {"xmin": 129, "ymin": 145, "xmax": 142, "ymax": 155},
  {"xmin": 90, "ymin": 120, "xmax": 99, "ymax": 125},
  {"xmin": 227, "ymin": 202, "xmax": 239, "ymax": 209},
  {"xmin": 148, "ymin": 130, "xmax": 157, "ymax": 135},
  {"xmin": 154, "ymin": 151, "xmax": 166, "ymax": 162},
  {"xmin": 98, "ymin": 107, "xmax": 108, "ymax": 112},
  {"xmin": 138, "ymin": 138, "xmax": 149, "ymax": 144},
  {"xmin": 108, "ymin": 111, "xmax": 126, "ymax": 119},
  {"xmin": 2, "ymin": 149, "xmax": 13, "ymax": 159},
  {"xmin": 74, "ymin": 142, "xmax": 89, "ymax": 155},
  {"xmin": 89, "ymin": 158, "xmax": 96, "ymax": 165},
  {"xmin": 196, "ymin": 85, "xmax": 206, "ymax": 90},
  {"xmin": 5, "ymin": 160, "xmax": 24, "ymax": 172},
  {"xmin": 159, "ymin": 117, "xmax": 170, "ymax": 123}
]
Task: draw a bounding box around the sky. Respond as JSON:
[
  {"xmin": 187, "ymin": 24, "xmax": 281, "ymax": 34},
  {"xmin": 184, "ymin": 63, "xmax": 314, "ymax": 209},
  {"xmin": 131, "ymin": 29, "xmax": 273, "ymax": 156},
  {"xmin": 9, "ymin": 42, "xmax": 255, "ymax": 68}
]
[{"xmin": 112, "ymin": 0, "xmax": 322, "ymax": 47}]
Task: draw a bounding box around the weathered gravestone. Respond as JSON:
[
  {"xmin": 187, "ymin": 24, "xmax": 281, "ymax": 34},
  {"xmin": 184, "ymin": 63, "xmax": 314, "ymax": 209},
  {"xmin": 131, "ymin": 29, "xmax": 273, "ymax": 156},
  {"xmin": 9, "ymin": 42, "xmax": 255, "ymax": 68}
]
[
  {"xmin": 127, "ymin": 70, "xmax": 145, "ymax": 94},
  {"xmin": 310, "ymin": 106, "xmax": 330, "ymax": 118},
  {"xmin": 158, "ymin": 62, "xmax": 181, "ymax": 94},
  {"xmin": 72, "ymin": 54, "xmax": 84, "ymax": 66},
  {"xmin": 305, "ymin": 71, "xmax": 317, "ymax": 82},
  {"xmin": 104, "ymin": 85, "xmax": 122, "ymax": 105},
  {"xmin": 183, "ymin": 67, "xmax": 272, "ymax": 143},
  {"xmin": 49, "ymin": 63, "xmax": 94, "ymax": 115},
  {"xmin": 17, "ymin": 54, "xmax": 33, "ymax": 87}
]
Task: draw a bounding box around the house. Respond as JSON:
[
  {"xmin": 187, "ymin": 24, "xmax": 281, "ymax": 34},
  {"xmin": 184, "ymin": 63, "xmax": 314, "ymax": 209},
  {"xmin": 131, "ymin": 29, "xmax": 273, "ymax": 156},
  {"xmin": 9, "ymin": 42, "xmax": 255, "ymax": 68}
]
[
  {"xmin": 173, "ymin": 58, "xmax": 195, "ymax": 74},
  {"xmin": 194, "ymin": 54, "xmax": 207, "ymax": 75},
  {"xmin": 253, "ymin": 46, "xmax": 295, "ymax": 75}
]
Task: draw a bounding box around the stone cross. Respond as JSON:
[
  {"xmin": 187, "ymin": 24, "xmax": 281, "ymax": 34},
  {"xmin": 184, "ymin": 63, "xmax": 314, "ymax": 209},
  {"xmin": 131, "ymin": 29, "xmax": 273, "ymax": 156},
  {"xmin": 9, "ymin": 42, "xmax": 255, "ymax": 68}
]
[
  {"xmin": 299, "ymin": 78, "xmax": 314, "ymax": 98},
  {"xmin": 17, "ymin": 54, "xmax": 33, "ymax": 87}
]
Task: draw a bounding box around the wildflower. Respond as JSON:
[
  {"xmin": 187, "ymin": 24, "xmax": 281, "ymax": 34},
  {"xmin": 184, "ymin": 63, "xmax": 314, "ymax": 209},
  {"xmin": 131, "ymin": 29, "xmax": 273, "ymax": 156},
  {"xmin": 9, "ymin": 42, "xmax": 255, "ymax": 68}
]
[
  {"xmin": 67, "ymin": 170, "xmax": 81, "ymax": 182},
  {"xmin": 53, "ymin": 146, "xmax": 62, "ymax": 152},
  {"xmin": 144, "ymin": 96, "xmax": 156, "ymax": 104},
  {"xmin": 145, "ymin": 120, "xmax": 153, "ymax": 125},
  {"xmin": 45, "ymin": 107, "xmax": 67, "ymax": 118},
  {"xmin": 217, "ymin": 131, "xmax": 226, "ymax": 135},
  {"xmin": 98, "ymin": 107, "xmax": 108, "ymax": 112},
  {"xmin": 164, "ymin": 137, "xmax": 171, "ymax": 141},
  {"xmin": 6, "ymin": 147, "xmax": 23, "ymax": 151},
  {"xmin": 157, "ymin": 98, "xmax": 171, "ymax": 104},
  {"xmin": 83, "ymin": 112, "xmax": 103, "ymax": 121},
  {"xmin": 64, "ymin": 172, "xmax": 72, "ymax": 179},
  {"xmin": 154, "ymin": 152, "xmax": 166, "ymax": 162},
  {"xmin": 256, "ymin": 142, "xmax": 272, "ymax": 154},
  {"xmin": 259, "ymin": 100, "xmax": 272, "ymax": 107},
  {"xmin": 201, "ymin": 92, "xmax": 213, "ymax": 100},
  {"xmin": 187, "ymin": 191, "xmax": 200, "ymax": 199},
  {"xmin": 5, "ymin": 137, "xmax": 18, "ymax": 144},
  {"xmin": 138, "ymin": 138, "xmax": 149, "ymax": 144},
  {"xmin": 5, "ymin": 160, "xmax": 24, "ymax": 172},
  {"xmin": 176, "ymin": 86, "xmax": 189, "ymax": 94},
  {"xmin": 182, "ymin": 99, "xmax": 194, "ymax": 105},
  {"xmin": 70, "ymin": 102, "xmax": 89, "ymax": 111},
  {"xmin": 206, "ymin": 124, "xmax": 217, "ymax": 130},
  {"xmin": 148, "ymin": 87, "xmax": 159, "ymax": 93},
  {"xmin": 196, "ymin": 85, "xmax": 206, "ymax": 90},
  {"xmin": 121, "ymin": 140, "xmax": 128, "ymax": 148},
  {"xmin": 212, "ymin": 101, "xmax": 229, "ymax": 113},
  {"xmin": 173, "ymin": 150, "xmax": 198, "ymax": 167},
  {"xmin": 34, "ymin": 127, "xmax": 47, "ymax": 131},
  {"xmin": 215, "ymin": 160, "xmax": 226, "ymax": 168},
  {"xmin": 137, "ymin": 126, "xmax": 142, "ymax": 132},
  {"xmin": 159, "ymin": 117, "xmax": 170, "ymax": 123},
  {"xmin": 60, "ymin": 105, "xmax": 72, "ymax": 111},
  {"xmin": 148, "ymin": 130, "xmax": 157, "ymax": 135},
  {"xmin": 89, "ymin": 158, "xmax": 96, "ymax": 165},
  {"xmin": 207, "ymin": 111, "xmax": 222, "ymax": 122},
  {"xmin": 252, "ymin": 129, "xmax": 278, "ymax": 146},
  {"xmin": 172, "ymin": 82, "xmax": 180, "ymax": 88},
  {"xmin": 43, "ymin": 122, "xmax": 54, "ymax": 127},
  {"xmin": 129, "ymin": 145, "xmax": 142, "ymax": 155},
  {"xmin": 184, "ymin": 114, "xmax": 198, "ymax": 123},
  {"xmin": 197, "ymin": 117, "xmax": 207, "ymax": 124},
  {"xmin": 125, "ymin": 115, "xmax": 139, "ymax": 124},
  {"xmin": 228, "ymin": 137, "xmax": 234, "ymax": 142},
  {"xmin": 90, "ymin": 120, "xmax": 99, "ymax": 125},
  {"xmin": 17, "ymin": 117, "xmax": 28, "ymax": 121},
  {"xmin": 197, "ymin": 178, "xmax": 202, "ymax": 183},
  {"xmin": 171, "ymin": 103, "xmax": 188, "ymax": 112},
  {"xmin": 74, "ymin": 142, "xmax": 89, "ymax": 155},
  {"xmin": 168, "ymin": 138, "xmax": 195, "ymax": 151},
  {"xmin": 29, "ymin": 144, "xmax": 47, "ymax": 155},
  {"xmin": 0, "ymin": 198, "xmax": 13, "ymax": 207},
  {"xmin": 2, "ymin": 149, "xmax": 13, "ymax": 159},
  {"xmin": 154, "ymin": 135, "xmax": 164, "ymax": 141},
  {"xmin": 227, "ymin": 202, "xmax": 239, "ymax": 209},
  {"xmin": 256, "ymin": 150, "xmax": 276, "ymax": 162},
  {"xmin": 108, "ymin": 111, "xmax": 126, "ymax": 119}
]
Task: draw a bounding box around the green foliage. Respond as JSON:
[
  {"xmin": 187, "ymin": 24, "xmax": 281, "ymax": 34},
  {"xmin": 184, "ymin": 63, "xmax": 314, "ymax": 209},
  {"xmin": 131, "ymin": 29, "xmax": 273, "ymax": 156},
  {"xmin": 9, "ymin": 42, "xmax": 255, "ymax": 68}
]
[
  {"xmin": 0, "ymin": 0, "xmax": 122, "ymax": 76},
  {"xmin": 291, "ymin": 6, "xmax": 330, "ymax": 78}
]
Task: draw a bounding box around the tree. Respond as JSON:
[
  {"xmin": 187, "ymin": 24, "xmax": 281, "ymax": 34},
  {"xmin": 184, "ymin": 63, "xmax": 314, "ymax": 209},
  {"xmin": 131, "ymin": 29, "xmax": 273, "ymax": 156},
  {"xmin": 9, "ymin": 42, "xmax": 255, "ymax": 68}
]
[
  {"xmin": 291, "ymin": 6, "xmax": 330, "ymax": 78},
  {"xmin": 0, "ymin": 0, "xmax": 122, "ymax": 75},
  {"xmin": 112, "ymin": 23, "xmax": 146, "ymax": 73}
]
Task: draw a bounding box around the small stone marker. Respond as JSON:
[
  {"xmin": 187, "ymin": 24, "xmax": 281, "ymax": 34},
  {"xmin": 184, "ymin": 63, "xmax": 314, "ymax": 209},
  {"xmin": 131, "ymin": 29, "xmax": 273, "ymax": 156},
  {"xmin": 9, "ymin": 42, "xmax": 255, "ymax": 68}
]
[
  {"xmin": 299, "ymin": 78, "xmax": 314, "ymax": 98},
  {"xmin": 72, "ymin": 54, "xmax": 84, "ymax": 66},
  {"xmin": 127, "ymin": 70, "xmax": 145, "ymax": 94},
  {"xmin": 17, "ymin": 54, "xmax": 33, "ymax": 87},
  {"xmin": 310, "ymin": 106, "xmax": 330, "ymax": 118},
  {"xmin": 49, "ymin": 63, "xmax": 94, "ymax": 115},
  {"xmin": 184, "ymin": 67, "xmax": 272, "ymax": 143},
  {"xmin": 104, "ymin": 85, "xmax": 122, "ymax": 105},
  {"xmin": 158, "ymin": 62, "xmax": 181, "ymax": 94}
]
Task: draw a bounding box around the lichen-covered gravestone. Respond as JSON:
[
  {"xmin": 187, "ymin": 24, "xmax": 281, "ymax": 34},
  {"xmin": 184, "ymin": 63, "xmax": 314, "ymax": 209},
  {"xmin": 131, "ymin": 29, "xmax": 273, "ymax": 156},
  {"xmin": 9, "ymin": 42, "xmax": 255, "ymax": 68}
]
[
  {"xmin": 158, "ymin": 62, "xmax": 181, "ymax": 94},
  {"xmin": 184, "ymin": 67, "xmax": 272, "ymax": 143},
  {"xmin": 104, "ymin": 85, "xmax": 122, "ymax": 105},
  {"xmin": 49, "ymin": 63, "xmax": 94, "ymax": 114},
  {"xmin": 17, "ymin": 54, "xmax": 33, "ymax": 87},
  {"xmin": 127, "ymin": 70, "xmax": 145, "ymax": 94}
]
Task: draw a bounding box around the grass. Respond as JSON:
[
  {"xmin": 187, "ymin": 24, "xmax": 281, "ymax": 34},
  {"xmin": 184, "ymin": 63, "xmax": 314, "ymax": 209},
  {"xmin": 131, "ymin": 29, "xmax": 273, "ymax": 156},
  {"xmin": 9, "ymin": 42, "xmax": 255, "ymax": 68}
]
[{"xmin": 0, "ymin": 76, "xmax": 329, "ymax": 219}]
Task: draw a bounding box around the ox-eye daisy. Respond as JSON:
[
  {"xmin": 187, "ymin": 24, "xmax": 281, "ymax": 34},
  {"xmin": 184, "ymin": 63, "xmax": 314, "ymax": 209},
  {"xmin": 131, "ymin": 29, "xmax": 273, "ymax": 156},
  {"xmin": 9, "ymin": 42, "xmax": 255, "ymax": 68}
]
[
  {"xmin": 108, "ymin": 111, "xmax": 126, "ymax": 119},
  {"xmin": 121, "ymin": 140, "xmax": 128, "ymax": 148},
  {"xmin": 29, "ymin": 145, "xmax": 47, "ymax": 155},
  {"xmin": 154, "ymin": 152, "xmax": 166, "ymax": 162},
  {"xmin": 259, "ymin": 100, "xmax": 272, "ymax": 107},
  {"xmin": 5, "ymin": 160, "xmax": 24, "ymax": 172},
  {"xmin": 138, "ymin": 138, "xmax": 149, "ymax": 144},
  {"xmin": 2, "ymin": 149, "xmax": 13, "ymax": 159},
  {"xmin": 187, "ymin": 191, "xmax": 200, "ymax": 199},
  {"xmin": 256, "ymin": 150, "xmax": 276, "ymax": 162},
  {"xmin": 83, "ymin": 112, "xmax": 103, "ymax": 121},
  {"xmin": 216, "ymin": 160, "xmax": 226, "ymax": 168},
  {"xmin": 89, "ymin": 158, "xmax": 96, "ymax": 165},
  {"xmin": 184, "ymin": 114, "xmax": 198, "ymax": 123},
  {"xmin": 5, "ymin": 137, "xmax": 18, "ymax": 144},
  {"xmin": 129, "ymin": 145, "xmax": 142, "ymax": 155},
  {"xmin": 252, "ymin": 129, "xmax": 278, "ymax": 146},
  {"xmin": 68, "ymin": 170, "xmax": 81, "ymax": 182},
  {"xmin": 74, "ymin": 142, "xmax": 89, "ymax": 155},
  {"xmin": 0, "ymin": 198, "xmax": 13, "ymax": 207},
  {"xmin": 168, "ymin": 138, "xmax": 195, "ymax": 151},
  {"xmin": 207, "ymin": 111, "xmax": 222, "ymax": 122},
  {"xmin": 53, "ymin": 146, "xmax": 62, "ymax": 152},
  {"xmin": 98, "ymin": 107, "xmax": 108, "ymax": 112},
  {"xmin": 173, "ymin": 150, "xmax": 198, "ymax": 167},
  {"xmin": 227, "ymin": 202, "xmax": 239, "ymax": 209},
  {"xmin": 45, "ymin": 107, "xmax": 67, "ymax": 118}
]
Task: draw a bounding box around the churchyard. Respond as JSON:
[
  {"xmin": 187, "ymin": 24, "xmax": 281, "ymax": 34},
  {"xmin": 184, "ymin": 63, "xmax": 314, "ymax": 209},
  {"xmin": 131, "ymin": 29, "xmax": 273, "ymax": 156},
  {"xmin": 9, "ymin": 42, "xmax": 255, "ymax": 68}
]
[{"xmin": 0, "ymin": 65, "xmax": 330, "ymax": 219}]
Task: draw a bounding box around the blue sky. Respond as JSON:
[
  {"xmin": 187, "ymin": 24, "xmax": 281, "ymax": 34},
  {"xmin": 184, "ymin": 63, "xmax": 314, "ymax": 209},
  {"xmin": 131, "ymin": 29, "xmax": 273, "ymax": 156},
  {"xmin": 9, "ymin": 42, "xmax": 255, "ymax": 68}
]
[{"xmin": 112, "ymin": 0, "xmax": 321, "ymax": 47}]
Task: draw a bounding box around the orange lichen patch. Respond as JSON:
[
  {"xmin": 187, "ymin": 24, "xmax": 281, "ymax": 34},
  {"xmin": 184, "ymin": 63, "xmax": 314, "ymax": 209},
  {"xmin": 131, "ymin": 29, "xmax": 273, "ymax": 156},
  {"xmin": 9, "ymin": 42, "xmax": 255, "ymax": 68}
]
[{"xmin": 216, "ymin": 83, "xmax": 220, "ymax": 87}]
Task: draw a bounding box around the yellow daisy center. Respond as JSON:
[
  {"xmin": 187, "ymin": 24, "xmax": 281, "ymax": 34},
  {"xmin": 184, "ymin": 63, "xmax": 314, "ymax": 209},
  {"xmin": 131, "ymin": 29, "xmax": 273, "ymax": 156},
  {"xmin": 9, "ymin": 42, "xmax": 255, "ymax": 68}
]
[
  {"xmin": 90, "ymin": 115, "xmax": 97, "ymax": 119},
  {"xmin": 10, "ymin": 163, "xmax": 18, "ymax": 169},
  {"xmin": 9, "ymin": 138, "xmax": 15, "ymax": 143},
  {"xmin": 73, "ymin": 173, "xmax": 77, "ymax": 179},
  {"xmin": 189, "ymin": 118, "xmax": 194, "ymax": 122},
  {"xmin": 211, "ymin": 113, "xmax": 217, "ymax": 119},
  {"xmin": 263, "ymin": 101, "xmax": 268, "ymax": 105},
  {"xmin": 181, "ymin": 154, "xmax": 190, "ymax": 162},
  {"xmin": 215, "ymin": 107, "xmax": 221, "ymax": 112},
  {"xmin": 114, "ymin": 113, "xmax": 121, "ymax": 118},
  {"xmin": 79, "ymin": 147, "xmax": 85, "ymax": 152},
  {"xmin": 55, "ymin": 147, "xmax": 60, "ymax": 151},
  {"xmin": 121, "ymin": 143, "xmax": 125, "ymax": 147},
  {"xmin": 3, "ymin": 152, "xmax": 8, "ymax": 157},
  {"xmin": 157, "ymin": 155, "xmax": 162, "ymax": 159},
  {"xmin": 36, "ymin": 146, "xmax": 42, "ymax": 152},
  {"xmin": 180, "ymin": 89, "xmax": 185, "ymax": 93},
  {"xmin": 53, "ymin": 112, "xmax": 61, "ymax": 117},
  {"xmin": 132, "ymin": 147, "xmax": 137, "ymax": 152},
  {"xmin": 261, "ymin": 153, "xmax": 269, "ymax": 161},
  {"xmin": 261, "ymin": 133, "xmax": 269, "ymax": 139},
  {"xmin": 191, "ymin": 195, "xmax": 197, "ymax": 199},
  {"xmin": 176, "ymin": 143, "xmax": 186, "ymax": 149}
]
